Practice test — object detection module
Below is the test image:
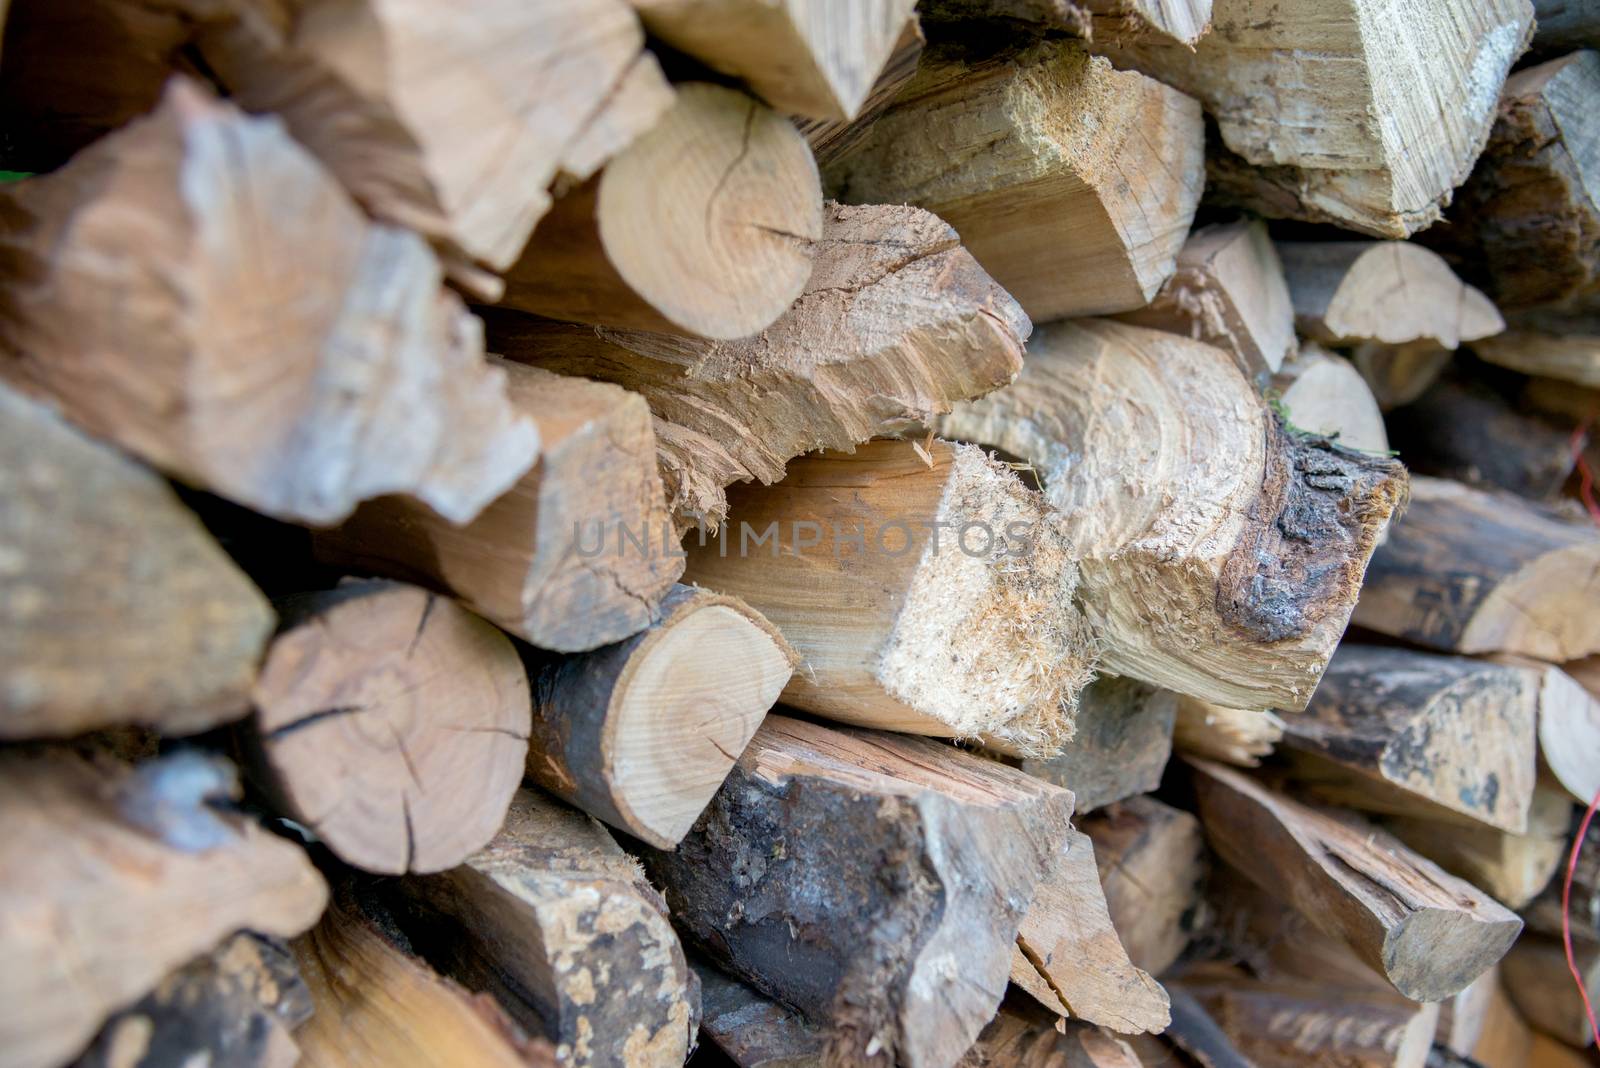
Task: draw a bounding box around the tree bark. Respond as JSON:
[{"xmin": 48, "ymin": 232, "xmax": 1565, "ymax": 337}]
[
  {"xmin": 1081, "ymin": 796, "xmax": 1207, "ymax": 978},
  {"xmin": 1015, "ymin": 678, "xmax": 1175, "ymax": 813}
]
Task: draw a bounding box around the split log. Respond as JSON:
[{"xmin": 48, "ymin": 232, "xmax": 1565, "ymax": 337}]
[
  {"xmin": 492, "ymin": 201, "xmax": 1029, "ymax": 530},
  {"xmin": 1015, "ymin": 678, "xmax": 1175, "ymax": 813},
  {"xmin": 197, "ymin": 0, "xmax": 672, "ymax": 289},
  {"xmin": 246, "ymin": 581, "xmax": 531, "ymax": 875},
  {"xmin": 293, "ymin": 886, "xmax": 557, "ymax": 1068},
  {"xmin": 1188, "ymin": 758, "xmax": 1523, "ymax": 1001},
  {"xmin": 1272, "ymin": 344, "xmax": 1391, "ymax": 454},
  {"xmin": 75, "ymin": 935, "xmax": 312, "ymax": 1068},
  {"xmin": 1383, "ymin": 786, "xmax": 1572, "ymax": 909},
  {"xmin": 0, "ymin": 384, "xmax": 273, "ymax": 740},
  {"xmin": 682, "ymin": 440, "xmax": 1094, "ymax": 754},
  {"xmin": 1474, "ymin": 312, "xmax": 1600, "ymax": 387},
  {"xmin": 644, "ymin": 715, "xmax": 1075, "ymax": 1068},
  {"xmin": 1502, "ymin": 936, "xmax": 1599, "ymax": 1047},
  {"xmin": 1437, "ymin": 967, "xmax": 1499, "ymax": 1061},
  {"xmin": 523, "ymin": 584, "xmax": 795, "ymax": 848},
  {"xmin": 1506, "ymin": 656, "xmax": 1600, "ymax": 804},
  {"xmin": 962, "ymin": 999, "xmax": 1148, "ymax": 1068},
  {"xmin": 797, "ymin": 18, "xmax": 925, "ymax": 167},
  {"xmin": 0, "ymin": 77, "xmax": 540, "ymax": 527},
  {"xmin": 695, "ymin": 963, "xmax": 826, "ymax": 1068},
  {"xmin": 497, "ymin": 83, "xmax": 822, "ymax": 340},
  {"xmin": 627, "ymin": 0, "xmax": 919, "ymax": 120},
  {"xmin": 1081, "ymin": 796, "xmax": 1207, "ymax": 977},
  {"xmin": 1116, "ymin": 219, "xmax": 1296, "ymax": 380},
  {"xmin": 1471, "ymin": 972, "xmax": 1536, "ymax": 1068},
  {"xmin": 1013, "ymin": 828, "xmax": 1171, "ymax": 1034},
  {"xmin": 1172, "ymin": 699, "xmax": 1285, "ymax": 768},
  {"xmin": 398, "ymin": 789, "xmax": 697, "ymax": 1068},
  {"xmin": 1352, "ymin": 475, "xmax": 1600, "ymax": 662},
  {"xmin": 1387, "ymin": 378, "xmax": 1577, "ymax": 499},
  {"xmin": 938, "ymin": 319, "xmax": 1408, "ymax": 711},
  {"xmin": 1524, "ymin": 818, "xmax": 1599, "ymax": 942},
  {"xmin": 314, "ymin": 360, "xmax": 683, "ymax": 652},
  {"xmin": 1534, "ymin": 0, "xmax": 1600, "ymax": 51},
  {"xmin": 1278, "ymin": 645, "xmax": 1538, "ymax": 834},
  {"xmin": 1097, "ymin": 0, "xmax": 1535, "ymax": 237},
  {"xmin": 1351, "ymin": 343, "xmax": 1455, "ymax": 411},
  {"xmin": 0, "ymin": 750, "xmax": 327, "ymax": 1068},
  {"xmin": 1531, "ymin": 1033, "xmax": 1595, "ymax": 1067},
  {"xmin": 826, "ymin": 40, "xmax": 1205, "ymax": 320}
]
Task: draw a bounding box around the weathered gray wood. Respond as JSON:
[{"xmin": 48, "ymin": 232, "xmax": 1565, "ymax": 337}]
[{"xmin": 1016, "ymin": 679, "xmax": 1175, "ymax": 813}]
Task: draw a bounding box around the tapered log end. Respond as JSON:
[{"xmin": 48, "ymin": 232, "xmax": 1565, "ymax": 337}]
[{"xmin": 1384, "ymin": 906, "xmax": 1523, "ymax": 1003}]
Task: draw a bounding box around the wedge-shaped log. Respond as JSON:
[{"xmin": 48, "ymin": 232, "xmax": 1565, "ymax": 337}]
[
  {"xmin": 524, "ymin": 585, "xmax": 795, "ymax": 848},
  {"xmin": 646, "ymin": 716, "xmax": 1074, "ymax": 1068},
  {"xmin": 491, "ymin": 201, "xmax": 1029, "ymax": 530},
  {"xmin": 938, "ymin": 319, "xmax": 1408, "ymax": 710},
  {"xmin": 315, "ymin": 360, "xmax": 682, "ymax": 652},
  {"xmin": 827, "ymin": 40, "xmax": 1204, "ymax": 321},
  {"xmin": 797, "ymin": 18, "xmax": 925, "ymax": 167},
  {"xmin": 1016, "ymin": 678, "xmax": 1175, "ymax": 813},
  {"xmin": 0, "ymin": 751, "xmax": 328, "ymax": 1068},
  {"xmin": 0, "ymin": 78, "xmax": 539, "ymax": 526},
  {"xmin": 248, "ymin": 581, "xmax": 531, "ymax": 875},
  {"xmin": 682, "ymin": 440, "xmax": 1095, "ymax": 755},
  {"xmin": 1505, "ymin": 656, "xmax": 1600, "ymax": 804},
  {"xmin": 1189, "ymin": 758, "xmax": 1523, "ymax": 1002},
  {"xmin": 1172, "ymin": 699, "xmax": 1285, "ymax": 768},
  {"xmin": 498, "ymin": 83, "xmax": 821, "ymax": 340},
  {"xmin": 1098, "ymin": 0, "xmax": 1534, "ymax": 237},
  {"xmin": 1502, "ymin": 936, "xmax": 1599, "ymax": 1047},
  {"xmin": 1272, "ymin": 344, "xmax": 1390, "ymax": 454},
  {"xmin": 1384, "ymin": 786, "xmax": 1571, "ymax": 910},
  {"xmin": 1353, "ymin": 475, "xmax": 1600, "ymax": 662},
  {"xmin": 1081, "ymin": 796, "xmax": 1206, "ymax": 977},
  {"xmin": 399, "ymin": 790, "xmax": 696, "ymax": 1068},
  {"xmin": 0, "ymin": 385, "xmax": 273, "ymax": 740}
]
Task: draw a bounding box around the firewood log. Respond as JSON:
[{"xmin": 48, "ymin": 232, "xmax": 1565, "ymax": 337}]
[
  {"xmin": 827, "ymin": 40, "xmax": 1204, "ymax": 321},
  {"xmin": 1012, "ymin": 828, "xmax": 1171, "ymax": 1034},
  {"xmin": 644, "ymin": 716, "xmax": 1075, "ymax": 1068},
  {"xmin": 1188, "ymin": 758, "xmax": 1523, "ymax": 1001},
  {"xmin": 1277, "ymin": 645, "xmax": 1538, "ymax": 834},
  {"xmin": 398, "ymin": 790, "xmax": 697, "ymax": 1068},
  {"xmin": 796, "ymin": 18, "xmax": 925, "ymax": 167},
  {"xmin": 523, "ymin": 585, "xmax": 796, "ymax": 848},
  {"xmin": 247, "ymin": 581, "xmax": 531, "ymax": 875},
  {"xmin": 1534, "ymin": 0, "xmax": 1600, "ymax": 51},
  {"xmin": 695, "ymin": 963, "xmax": 826, "ymax": 1068},
  {"xmin": 293, "ymin": 886, "xmax": 557, "ymax": 1068},
  {"xmin": 0, "ymin": 77, "xmax": 540, "ymax": 527},
  {"xmin": 1172, "ymin": 699, "xmax": 1285, "ymax": 768},
  {"xmin": 1116, "ymin": 219, "xmax": 1296, "ymax": 380},
  {"xmin": 915, "ymin": 0, "xmax": 1092, "ymax": 33},
  {"xmin": 1098, "ymin": 0, "xmax": 1534, "ymax": 237},
  {"xmin": 1352, "ymin": 476, "xmax": 1600, "ymax": 661},
  {"xmin": 1472, "ymin": 973, "xmax": 1536, "ymax": 1068},
  {"xmin": 1015, "ymin": 679, "xmax": 1174, "ymax": 813},
  {"xmin": 1474, "ymin": 310, "xmax": 1600, "ymax": 387},
  {"xmin": 498, "ymin": 84, "xmax": 822, "ymax": 340},
  {"xmin": 314, "ymin": 360, "xmax": 683, "ymax": 652},
  {"xmin": 1501, "ymin": 656, "xmax": 1600, "ymax": 804},
  {"xmin": 1272, "ymin": 343, "xmax": 1391, "ymax": 454},
  {"xmin": 0, "ymin": 750, "xmax": 328, "ymax": 1068},
  {"xmin": 1383, "ymin": 786, "xmax": 1571, "ymax": 910},
  {"xmin": 491, "ymin": 201, "xmax": 1029, "ymax": 530},
  {"xmin": 1531, "ymin": 1034, "xmax": 1595, "ymax": 1068},
  {"xmin": 1160, "ymin": 987, "xmax": 1255, "ymax": 1068},
  {"xmin": 1387, "ymin": 378, "xmax": 1577, "ymax": 499},
  {"xmin": 938, "ymin": 319, "xmax": 1408, "ymax": 711},
  {"xmin": 682, "ymin": 440, "xmax": 1095, "ymax": 755},
  {"xmin": 0, "ymin": 385, "xmax": 273, "ymax": 741},
  {"xmin": 1081, "ymin": 796, "xmax": 1206, "ymax": 977},
  {"xmin": 961, "ymin": 999, "xmax": 1148, "ymax": 1068},
  {"xmin": 74, "ymin": 934, "xmax": 312, "ymax": 1068},
  {"xmin": 626, "ymin": 0, "xmax": 919, "ymax": 120},
  {"xmin": 1502, "ymin": 936, "xmax": 1599, "ymax": 1047},
  {"xmin": 1436, "ymin": 967, "xmax": 1500, "ymax": 1062}
]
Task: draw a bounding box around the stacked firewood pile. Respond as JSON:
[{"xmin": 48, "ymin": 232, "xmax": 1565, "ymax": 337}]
[{"xmin": 5, "ymin": 1, "xmax": 1600, "ymax": 1066}]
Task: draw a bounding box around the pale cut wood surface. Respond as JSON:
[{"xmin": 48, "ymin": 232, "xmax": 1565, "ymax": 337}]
[
  {"xmin": 250, "ymin": 581, "xmax": 531, "ymax": 876},
  {"xmin": 1475, "ymin": 322, "xmax": 1600, "ymax": 386},
  {"xmin": 828, "ymin": 40, "xmax": 1204, "ymax": 320},
  {"xmin": 1351, "ymin": 341, "xmax": 1455, "ymax": 410},
  {"xmin": 939, "ymin": 319, "xmax": 1408, "ymax": 711},
  {"xmin": 1172, "ymin": 698, "xmax": 1285, "ymax": 768},
  {"xmin": 1500, "ymin": 655, "xmax": 1600, "ymax": 804},
  {"xmin": 494, "ymin": 201, "xmax": 1028, "ymax": 531},
  {"xmin": 315, "ymin": 360, "xmax": 683, "ymax": 652},
  {"xmin": 1273, "ymin": 343, "xmax": 1391, "ymax": 454},
  {"xmin": 1384, "ymin": 785, "xmax": 1570, "ymax": 910},
  {"xmin": 797, "ymin": 18, "xmax": 925, "ymax": 167},
  {"xmin": 1016, "ymin": 678, "xmax": 1174, "ymax": 813},
  {"xmin": 1081, "ymin": 796, "xmax": 1206, "ymax": 977},
  {"xmin": 0, "ymin": 77, "xmax": 539, "ymax": 527}
]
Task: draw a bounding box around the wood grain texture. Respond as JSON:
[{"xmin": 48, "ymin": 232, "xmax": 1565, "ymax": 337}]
[
  {"xmin": 960, "ymin": 999, "xmax": 1149, "ymax": 1067},
  {"xmin": 1016, "ymin": 678, "xmax": 1175, "ymax": 813},
  {"xmin": 1273, "ymin": 343, "xmax": 1391, "ymax": 454},
  {"xmin": 1387, "ymin": 377, "xmax": 1577, "ymax": 499},
  {"xmin": 1172, "ymin": 699, "xmax": 1285, "ymax": 768},
  {"xmin": 1474, "ymin": 311, "xmax": 1600, "ymax": 386},
  {"xmin": 1081, "ymin": 796, "xmax": 1206, "ymax": 978},
  {"xmin": 1502, "ymin": 935, "xmax": 1599, "ymax": 1047},
  {"xmin": 1383, "ymin": 785, "xmax": 1570, "ymax": 909}
]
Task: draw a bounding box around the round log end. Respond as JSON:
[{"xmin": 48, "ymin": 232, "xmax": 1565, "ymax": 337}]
[{"xmin": 1383, "ymin": 905, "xmax": 1522, "ymax": 1003}]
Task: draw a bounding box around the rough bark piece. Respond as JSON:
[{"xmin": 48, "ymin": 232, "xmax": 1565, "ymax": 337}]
[
  {"xmin": 1353, "ymin": 475, "xmax": 1600, "ymax": 661},
  {"xmin": 1116, "ymin": 219, "xmax": 1296, "ymax": 380},
  {"xmin": 645, "ymin": 715, "xmax": 1075, "ymax": 1068},
  {"xmin": 524, "ymin": 585, "xmax": 796, "ymax": 848},
  {"xmin": 961, "ymin": 1000, "xmax": 1149, "ymax": 1068},
  {"xmin": 1097, "ymin": 0, "xmax": 1535, "ymax": 236},
  {"xmin": 0, "ymin": 77, "xmax": 539, "ymax": 527},
  {"xmin": 938, "ymin": 319, "xmax": 1408, "ymax": 711},
  {"xmin": 1172, "ymin": 698, "xmax": 1285, "ymax": 768},
  {"xmin": 1016, "ymin": 679, "xmax": 1175, "ymax": 813},
  {"xmin": 1189, "ymin": 758, "xmax": 1523, "ymax": 1002},
  {"xmin": 0, "ymin": 750, "xmax": 327, "ymax": 1068},
  {"xmin": 314, "ymin": 360, "xmax": 683, "ymax": 652},
  {"xmin": 1013, "ymin": 828, "xmax": 1171, "ymax": 1034},
  {"xmin": 828, "ymin": 40, "xmax": 1204, "ymax": 321},
  {"xmin": 399, "ymin": 790, "xmax": 696, "ymax": 1068},
  {"xmin": 1081, "ymin": 796, "xmax": 1207, "ymax": 977},
  {"xmin": 492, "ymin": 201, "xmax": 1029, "ymax": 530},
  {"xmin": 248, "ymin": 581, "xmax": 531, "ymax": 875},
  {"xmin": 1273, "ymin": 344, "xmax": 1391, "ymax": 454},
  {"xmin": 682, "ymin": 440, "xmax": 1095, "ymax": 755},
  {"xmin": 1387, "ymin": 377, "xmax": 1577, "ymax": 499},
  {"xmin": 0, "ymin": 385, "xmax": 273, "ymax": 740},
  {"xmin": 498, "ymin": 83, "xmax": 822, "ymax": 340},
  {"xmin": 1502, "ymin": 936, "xmax": 1599, "ymax": 1047},
  {"xmin": 628, "ymin": 0, "xmax": 918, "ymax": 120},
  {"xmin": 1383, "ymin": 786, "xmax": 1571, "ymax": 909}
]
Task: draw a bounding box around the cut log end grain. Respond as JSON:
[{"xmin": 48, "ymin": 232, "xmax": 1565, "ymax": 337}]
[
  {"xmin": 1518, "ymin": 657, "xmax": 1600, "ymax": 804},
  {"xmin": 500, "ymin": 83, "xmax": 823, "ymax": 340},
  {"xmin": 526, "ymin": 585, "xmax": 796, "ymax": 848},
  {"xmin": 250, "ymin": 582, "xmax": 531, "ymax": 876},
  {"xmin": 1273, "ymin": 343, "xmax": 1391, "ymax": 454}
]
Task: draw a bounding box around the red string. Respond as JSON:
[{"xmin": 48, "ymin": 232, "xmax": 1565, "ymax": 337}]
[
  {"xmin": 1573, "ymin": 419, "xmax": 1600, "ymax": 526},
  {"xmin": 1564, "ymin": 785, "xmax": 1600, "ymax": 1044}
]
